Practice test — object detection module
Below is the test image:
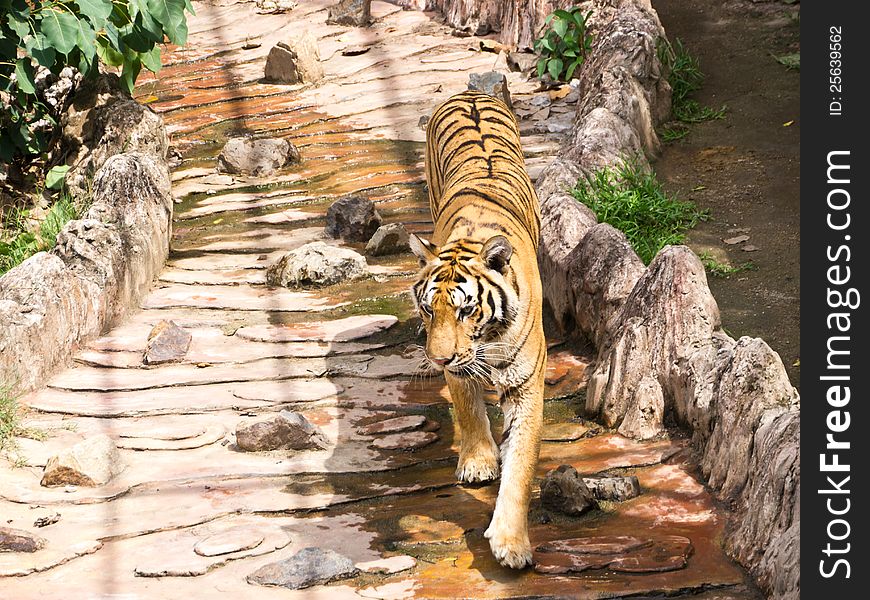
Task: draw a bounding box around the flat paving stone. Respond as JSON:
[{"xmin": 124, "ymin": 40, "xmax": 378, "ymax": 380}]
[
  {"xmin": 357, "ymin": 415, "xmax": 426, "ymax": 436},
  {"xmin": 115, "ymin": 424, "xmax": 227, "ymax": 450},
  {"xmin": 172, "ymin": 227, "xmax": 327, "ymax": 253},
  {"xmin": 159, "ymin": 267, "xmax": 267, "ymax": 285},
  {"xmin": 355, "ymin": 554, "xmax": 416, "ymax": 574},
  {"xmin": 142, "ymin": 284, "xmax": 348, "ymax": 312},
  {"xmin": 47, "ymin": 356, "xmax": 374, "ymax": 391},
  {"xmin": 194, "ymin": 528, "xmax": 265, "ymax": 557},
  {"xmin": 77, "ymin": 339, "xmax": 384, "ymax": 368},
  {"xmin": 25, "ymin": 380, "xmax": 341, "ymax": 416},
  {"xmin": 166, "ymin": 251, "xmax": 285, "ymax": 271},
  {"xmin": 369, "ymin": 431, "xmax": 438, "ymax": 451},
  {"xmin": 134, "ymin": 520, "xmax": 289, "ymax": 577},
  {"xmin": 235, "ymin": 314, "xmax": 398, "ymax": 342}
]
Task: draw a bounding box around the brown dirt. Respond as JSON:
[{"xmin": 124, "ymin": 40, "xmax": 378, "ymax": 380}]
[{"xmin": 652, "ymin": 0, "xmax": 800, "ymax": 388}]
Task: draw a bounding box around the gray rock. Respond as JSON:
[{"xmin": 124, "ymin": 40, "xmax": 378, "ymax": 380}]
[
  {"xmin": 235, "ymin": 410, "xmax": 330, "ymax": 452},
  {"xmin": 0, "ymin": 527, "xmax": 47, "ymax": 553},
  {"xmin": 325, "ymin": 196, "xmax": 382, "ymax": 242},
  {"xmin": 583, "ymin": 476, "xmax": 641, "ymax": 502},
  {"xmin": 507, "ymin": 52, "xmax": 537, "ymax": 74},
  {"xmin": 62, "ymin": 74, "xmax": 168, "ymax": 202},
  {"xmin": 35, "ymin": 65, "xmax": 81, "ymax": 115},
  {"xmin": 365, "ymin": 223, "xmax": 410, "ymax": 256},
  {"xmin": 468, "ymin": 71, "xmax": 512, "ymax": 109},
  {"xmin": 540, "ymin": 464, "xmax": 596, "ymax": 516},
  {"xmin": 326, "ymin": 0, "xmax": 371, "ymax": 26},
  {"xmin": 264, "ymin": 33, "xmax": 324, "ymax": 84},
  {"xmin": 266, "ymin": 242, "xmax": 367, "ymax": 288},
  {"xmin": 143, "ymin": 320, "xmax": 192, "ymax": 365},
  {"xmin": 217, "ymin": 137, "xmax": 300, "ymax": 176},
  {"xmin": 247, "ymin": 547, "xmax": 358, "ymax": 589},
  {"xmin": 41, "ymin": 434, "xmax": 125, "ymax": 487}
]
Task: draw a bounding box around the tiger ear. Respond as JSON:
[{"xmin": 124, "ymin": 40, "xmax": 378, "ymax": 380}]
[
  {"xmin": 481, "ymin": 235, "xmax": 513, "ymax": 273},
  {"xmin": 409, "ymin": 234, "xmax": 438, "ymax": 267}
]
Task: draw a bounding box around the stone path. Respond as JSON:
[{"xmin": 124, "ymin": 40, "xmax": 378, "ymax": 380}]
[{"xmin": 2, "ymin": 2, "xmax": 757, "ymax": 598}]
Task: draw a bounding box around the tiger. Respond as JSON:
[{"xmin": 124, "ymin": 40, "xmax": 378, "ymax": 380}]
[{"xmin": 409, "ymin": 90, "xmax": 546, "ymax": 569}]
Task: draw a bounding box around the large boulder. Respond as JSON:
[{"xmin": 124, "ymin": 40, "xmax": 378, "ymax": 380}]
[
  {"xmin": 266, "ymin": 242, "xmax": 367, "ymax": 288},
  {"xmin": 325, "ymin": 196, "xmax": 382, "ymax": 242},
  {"xmin": 217, "ymin": 137, "xmax": 300, "ymax": 176},
  {"xmin": 326, "ymin": 0, "xmax": 371, "ymax": 26},
  {"xmin": 264, "ymin": 33, "xmax": 324, "ymax": 84},
  {"xmin": 41, "ymin": 434, "xmax": 125, "ymax": 487}
]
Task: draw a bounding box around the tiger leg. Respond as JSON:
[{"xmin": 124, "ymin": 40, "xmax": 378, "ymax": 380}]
[
  {"xmin": 484, "ymin": 364, "xmax": 545, "ymax": 569},
  {"xmin": 445, "ymin": 372, "xmax": 500, "ymax": 483}
]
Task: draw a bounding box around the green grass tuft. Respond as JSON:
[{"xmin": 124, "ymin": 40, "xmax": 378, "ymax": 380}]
[
  {"xmin": 698, "ymin": 251, "xmax": 758, "ymax": 278},
  {"xmin": 773, "ymin": 52, "xmax": 800, "ymax": 71},
  {"xmin": 657, "ymin": 37, "xmax": 727, "ymax": 141},
  {"xmin": 572, "ymin": 160, "xmax": 709, "ymax": 264},
  {"xmin": 1, "ymin": 381, "xmax": 22, "ymax": 454},
  {"xmin": 0, "ymin": 194, "xmax": 83, "ymax": 276}
]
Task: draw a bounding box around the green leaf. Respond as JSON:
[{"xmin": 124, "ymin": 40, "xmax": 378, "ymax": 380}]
[
  {"xmin": 40, "ymin": 8, "xmax": 80, "ymax": 55},
  {"xmin": 121, "ymin": 23, "xmax": 153, "ymax": 52},
  {"xmin": 120, "ymin": 55, "xmax": 142, "ymax": 92},
  {"xmin": 566, "ymin": 58, "xmax": 583, "ymax": 81},
  {"xmin": 7, "ymin": 10, "xmax": 31, "ymax": 40},
  {"xmin": 45, "ymin": 165, "xmax": 70, "ymax": 190},
  {"xmin": 141, "ymin": 45, "xmax": 162, "ymax": 73},
  {"xmin": 553, "ymin": 10, "xmax": 574, "ymax": 24},
  {"xmin": 96, "ymin": 36, "xmax": 125, "ymax": 66},
  {"xmin": 552, "ymin": 17, "xmax": 568, "ymax": 39},
  {"xmin": 547, "ymin": 57, "xmax": 563, "ymax": 81},
  {"xmin": 27, "ymin": 33, "xmax": 57, "ymax": 68},
  {"xmin": 536, "ymin": 57, "xmax": 547, "ymax": 78},
  {"xmin": 14, "ymin": 58, "xmax": 35, "ymax": 94},
  {"xmin": 75, "ymin": 0, "xmax": 114, "ymax": 24},
  {"xmin": 146, "ymin": 0, "xmax": 186, "ymax": 44}
]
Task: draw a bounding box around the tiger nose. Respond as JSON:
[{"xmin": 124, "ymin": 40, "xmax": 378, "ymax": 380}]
[{"xmin": 430, "ymin": 354, "xmax": 454, "ymax": 366}]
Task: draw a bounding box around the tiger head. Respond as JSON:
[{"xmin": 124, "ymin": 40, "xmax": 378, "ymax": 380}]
[{"xmin": 409, "ymin": 234, "xmax": 518, "ymax": 378}]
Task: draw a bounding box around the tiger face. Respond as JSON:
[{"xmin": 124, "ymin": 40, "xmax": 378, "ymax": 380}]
[{"xmin": 410, "ymin": 234, "xmax": 518, "ymax": 379}]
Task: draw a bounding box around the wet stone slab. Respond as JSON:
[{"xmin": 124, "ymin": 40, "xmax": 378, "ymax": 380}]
[
  {"xmin": 142, "ymin": 284, "xmax": 348, "ymax": 312},
  {"xmin": 533, "ymin": 535, "xmax": 694, "ymax": 575}
]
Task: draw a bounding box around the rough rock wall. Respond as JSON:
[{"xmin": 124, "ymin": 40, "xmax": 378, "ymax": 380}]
[
  {"xmin": 530, "ymin": 1, "xmax": 800, "ymax": 598},
  {"xmin": 0, "ymin": 77, "xmax": 172, "ymax": 394},
  {"xmin": 396, "ymin": 0, "xmax": 576, "ymax": 48}
]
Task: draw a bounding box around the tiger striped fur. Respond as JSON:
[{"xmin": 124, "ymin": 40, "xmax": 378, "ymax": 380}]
[{"xmin": 409, "ymin": 90, "xmax": 546, "ymax": 569}]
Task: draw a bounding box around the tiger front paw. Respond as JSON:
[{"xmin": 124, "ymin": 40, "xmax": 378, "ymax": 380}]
[
  {"xmin": 456, "ymin": 446, "xmax": 500, "ymax": 483},
  {"xmin": 484, "ymin": 520, "xmax": 532, "ymax": 569}
]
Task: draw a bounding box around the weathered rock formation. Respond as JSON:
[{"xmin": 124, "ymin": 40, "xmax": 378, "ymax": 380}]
[
  {"xmin": 399, "ymin": 0, "xmax": 578, "ymax": 49},
  {"xmin": 526, "ymin": 1, "xmax": 799, "ymax": 597},
  {"xmin": 0, "ymin": 76, "xmax": 172, "ymax": 394}
]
